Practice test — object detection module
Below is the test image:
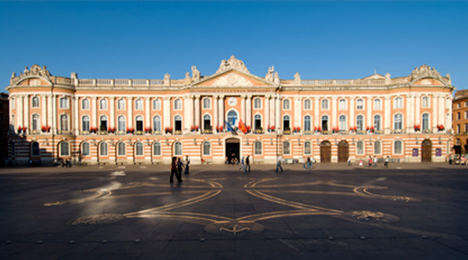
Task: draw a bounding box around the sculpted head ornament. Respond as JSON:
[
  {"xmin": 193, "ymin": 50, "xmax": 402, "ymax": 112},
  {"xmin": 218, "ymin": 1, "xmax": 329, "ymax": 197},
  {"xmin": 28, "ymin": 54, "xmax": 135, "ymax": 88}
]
[{"xmin": 216, "ymin": 55, "xmax": 250, "ymax": 74}]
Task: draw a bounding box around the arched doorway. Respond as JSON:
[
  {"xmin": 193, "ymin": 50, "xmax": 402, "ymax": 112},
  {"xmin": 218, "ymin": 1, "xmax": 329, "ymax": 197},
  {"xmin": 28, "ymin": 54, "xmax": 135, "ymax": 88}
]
[
  {"xmin": 320, "ymin": 140, "xmax": 331, "ymax": 163},
  {"xmin": 421, "ymin": 139, "xmax": 432, "ymax": 162},
  {"xmin": 338, "ymin": 140, "xmax": 349, "ymax": 162},
  {"xmin": 226, "ymin": 138, "xmax": 240, "ymax": 164}
]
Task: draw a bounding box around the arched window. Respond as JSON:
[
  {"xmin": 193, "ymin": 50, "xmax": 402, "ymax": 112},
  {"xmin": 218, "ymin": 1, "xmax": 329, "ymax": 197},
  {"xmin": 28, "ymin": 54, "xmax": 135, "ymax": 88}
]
[
  {"xmin": 153, "ymin": 116, "xmax": 161, "ymax": 132},
  {"xmin": 153, "ymin": 99, "xmax": 161, "ymax": 110},
  {"xmin": 135, "ymin": 99, "xmax": 143, "ymax": 110},
  {"xmin": 60, "ymin": 114, "xmax": 69, "ymax": 131},
  {"xmin": 374, "ymin": 115, "xmax": 381, "ymax": 131},
  {"xmin": 254, "ymin": 141, "xmax": 262, "ymax": 155},
  {"xmin": 203, "ymin": 114, "xmax": 211, "ymax": 130},
  {"xmin": 254, "ymin": 114, "xmax": 262, "ymax": 130},
  {"xmin": 153, "ymin": 142, "xmax": 161, "ymax": 156},
  {"xmin": 100, "ymin": 142, "xmax": 108, "ymax": 156},
  {"xmin": 422, "ymin": 113, "xmax": 430, "ymax": 130},
  {"xmin": 32, "ymin": 96, "xmax": 39, "ymax": 108},
  {"xmin": 394, "ymin": 140, "xmax": 403, "ymax": 154},
  {"xmin": 118, "ymin": 99, "xmax": 125, "ymax": 110},
  {"xmin": 174, "ymin": 99, "xmax": 182, "ymax": 110},
  {"xmin": 118, "ymin": 142, "xmax": 126, "ymax": 156},
  {"xmin": 304, "ymin": 115, "xmax": 311, "ymax": 131},
  {"xmin": 356, "ymin": 115, "xmax": 364, "ymax": 131},
  {"xmin": 227, "ymin": 110, "xmax": 238, "ymax": 126},
  {"xmin": 118, "ymin": 116, "xmax": 126, "ymax": 132},
  {"xmin": 174, "ymin": 115, "xmax": 182, "ymax": 131},
  {"xmin": 203, "ymin": 142, "xmax": 211, "ymax": 155},
  {"xmin": 135, "ymin": 142, "xmax": 144, "ymax": 156},
  {"xmin": 283, "ymin": 115, "xmax": 291, "ymax": 131},
  {"xmin": 100, "ymin": 115, "xmax": 108, "ymax": 131},
  {"xmin": 60, "ymin": 142, "xmax": 69, "ymax": 156},
  {"xmin": 82, "ymin": 142, "xmax": 90, "ymax": 156},
  {"xmin": 135, "ymin": 115, "xmax": 143, "ymax": 131},
  {"xmin": 321, "ymin": 115, "xmax": 329, "ymax": 131},
  {"xmin": 394, "ymin": 114, "xmax": 403, "ymax": 130},
  {"xmin": 339, "ymin": 99, "xmax": 346, "ymax": 110},
  {"xmin": 99, "ymin": 99, "xmax": 107, "ymax": 110},
  {"xmin": 174, "ymin": 142, "xmax": 182, "ymax": 156},
  {"xmin": 356, "ymin": 141, "xmax": 364, "ymax": 155},
  {"xmin": 254, "ymin": 98, "xmax": 262, "ymax": 109},
  {"xmin": 203, "ymin": 98, "xmax": 211, "ymax": 109},
  {"xmin": 322, "ymin": 99, "xmax": 329, "ymax": 109},
  {"xmin": 283, "ymin": 141, "xmax": 291, "ymax": 155},
  {"xmin": 82, "ymin": 98, "xmax": 90, "ymax": 109},
  {"xmin": 32, "ymin": 114, "xmax": 40, "ymax": 131},
  {"xmin": 304, "ymin": 99, "xmax": 311, "ymax": 110},
  {"xmin": 304, "ymin": 141, "xmax": 311, "ymax": 155},
  {"xmin": 31, "ymin": 142, "xmax": 40, "ymax": 156},
  {"xmin": 374, "ymin": 99, "xmax": 381, "ymax": 110},
  {"xmin": 283, "ymin": 99, "xmax": 290, "ymax": 110},
  {"xmin": 356, "ymin": 99, "xmax": 364, "ymax": 110},
  {"xmin": 422, "ymin": 96, "xmax": 430, "ymax": 108},
  {"xmin": 339, "ymin": 115, "xmax": 346, "ymax": 130},
  {"xmin": 374, "ymin": 141, "xmax": 381, "ymax": 155}
]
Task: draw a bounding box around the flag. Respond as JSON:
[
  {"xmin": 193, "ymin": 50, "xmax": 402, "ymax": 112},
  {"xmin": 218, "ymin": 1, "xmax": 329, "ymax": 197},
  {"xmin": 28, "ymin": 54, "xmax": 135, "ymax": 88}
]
[
  {"xmin": 225, "ymin": 120, "xmax": 234, "ymax": 132},
  {"xmin": 238, "ymin": 119, "xmax": 247, "ymax": 134}
]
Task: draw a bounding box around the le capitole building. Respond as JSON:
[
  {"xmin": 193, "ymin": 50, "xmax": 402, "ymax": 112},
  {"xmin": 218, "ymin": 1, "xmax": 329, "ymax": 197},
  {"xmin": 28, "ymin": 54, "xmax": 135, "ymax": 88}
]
[{"xmin": 6, "ymin": 56, "xmax": 454, "ymax": 165}]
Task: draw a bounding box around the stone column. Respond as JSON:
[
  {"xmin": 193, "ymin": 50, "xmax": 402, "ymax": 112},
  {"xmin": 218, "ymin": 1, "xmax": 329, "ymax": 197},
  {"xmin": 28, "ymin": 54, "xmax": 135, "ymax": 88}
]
[
  {"xmin": 447, "ymin": 96, "xmax": 453, "ymax": 131},
  {"xmin": 145, "ymin": 97, "xmax": 150, "ymax": 129},
  {"xmin": 295, "ymin": 96, "xmax": 301, "ymax": 129},
  {"xmin": 52, "ymin": 95, "xmax": 57, "ymax": 133},
  {"xmin": 349, "ymin": 97, "xmax": 355, "ymax": 128},
  {"xmin": 41, "ymin": 94, "xmax": 47, "ymax": 127},
  {"xmin": 17, "ymin": 95, "xmax": 23, "ymax": 130},
  {"xmin": 367, "ymin": 97, "xmax": 373, "ymax": 128},
  {"xmin": 331, "ymin": 96, "xmax": 337, "ymax": 129},
  {"xmin": 127, "ymin": 97, "xmax": 133, "ymax": 129},
  {"xmin": 438, "ymin": 95, "xmax": 444, "ymax": 129},
  {"xmin": 384, "ymin": 96, "xmax": 391, "ymax": 134},
  {"xmin": 275, "ymin": 95, "xmax": 281, "ymax": 129},
  {"xmin": 24, "ymin": 95, "xmax": 29, "ymax": 131},
  {"xmin": 432, "ymin": 94, "xmax": 438, "ymax": 130},
  {"xmin": 92, "ymin": 97, "xmax": 97, "ymax": 129},
  {"xmin": 240, "ymin": 95, "xmax": 246, "ymax": 123},
  {"xmin": 218, "ymin": 95, "xmax": 225, "ymax": 126},
  {"xmin": 183, "ymin": 95, "xmax": 191, "ymax": 132},
  {"xmin": 194, "ymin": 95, "xmax": 200, "ymax": 128},
  {"xmin": 110, "ymin": 97, "xmax": 115, "ymax": 128},
  {"xmin": 47, "ymin": 95, "xmax": 53, "ymax": 132},
  {"xmin": 246, "ymin": 95, "xmax": 252, "ymax": 127},
  {"xmin": 265, "ymin": 95, "xmax": 270, "ymax": 128},
  {"xmin": 188, "ymin": 95, "xmax": 194, "ymax": 128},
  {"xmin": 73, "ymin": 97, "xmax": 79, "ymax": 135},
  {"xmin": 406, "ymin": 94, "xmax": 412, "ymax": 132},
  {"xmin": 415, "ymin": 94, "xmax": 421, "ymax": 125},
  {"xmin": 213, "ymin": 95, "xmax": 218, "ymax": 129},
  {"xmin": 163, "ymin": 97, "xmax": 171, "ymax": 128},
  {"xmin": 314, "ymin": 97, "xmax": 320, "ymax": 128}
]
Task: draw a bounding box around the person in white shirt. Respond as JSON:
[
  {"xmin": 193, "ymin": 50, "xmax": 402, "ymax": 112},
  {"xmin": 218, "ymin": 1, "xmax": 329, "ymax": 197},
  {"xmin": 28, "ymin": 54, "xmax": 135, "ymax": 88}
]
[{"xmin": 276, "ymin": 154, "xmax": 283, "ymax": 172}]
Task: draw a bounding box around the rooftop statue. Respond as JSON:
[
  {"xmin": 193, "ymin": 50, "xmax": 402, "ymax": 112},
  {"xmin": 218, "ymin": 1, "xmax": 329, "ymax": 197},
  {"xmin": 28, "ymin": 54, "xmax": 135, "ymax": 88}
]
[
  {"xmin": 191, "ymin": 66, "xmax": 200, "ymax": 82},
  {"xmin": 410, "ymin": 64, "xmax": 442, "ymax": 81},
  {"xmin": 216, "ymin": 55, "xmax": 250, "ymax": 74}
]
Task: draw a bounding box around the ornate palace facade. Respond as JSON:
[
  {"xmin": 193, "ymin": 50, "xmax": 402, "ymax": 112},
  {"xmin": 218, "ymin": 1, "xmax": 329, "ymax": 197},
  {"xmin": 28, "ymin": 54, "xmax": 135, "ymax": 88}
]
[{"xmin": 6, "ymin": 56, "xmax": 454, "ymax": 165}]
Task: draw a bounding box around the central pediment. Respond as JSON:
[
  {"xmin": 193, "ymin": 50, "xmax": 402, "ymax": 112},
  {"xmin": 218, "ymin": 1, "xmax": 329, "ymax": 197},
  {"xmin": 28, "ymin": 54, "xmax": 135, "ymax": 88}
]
[{"xmin": 195, "ymin": 70, "xmax": 274, "ymax": 88}]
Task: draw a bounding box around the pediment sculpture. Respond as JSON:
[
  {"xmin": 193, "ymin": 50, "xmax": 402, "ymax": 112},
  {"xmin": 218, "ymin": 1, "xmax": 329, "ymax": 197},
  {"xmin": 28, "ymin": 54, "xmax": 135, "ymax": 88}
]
[
  {"xmin": 410, "ymin": 64, "xmax": 441, "ymax": 81},
  {"xmin": 11, "ymin": 64, "xmax": 51, "ymax": 84},
  {"xmin": 216, "ymin": 55, "xmax": 250, "ymax": 74},
  {"xmin": 212, "ymin": 73, "xmax": 253, "ymax": 87}
]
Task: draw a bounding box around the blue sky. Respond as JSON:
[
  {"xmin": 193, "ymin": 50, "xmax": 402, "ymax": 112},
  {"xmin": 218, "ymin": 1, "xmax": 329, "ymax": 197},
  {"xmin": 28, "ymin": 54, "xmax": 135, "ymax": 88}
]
[{"xmin": 0, "ymin": 1, "xmax": 467, "ymax": 93}]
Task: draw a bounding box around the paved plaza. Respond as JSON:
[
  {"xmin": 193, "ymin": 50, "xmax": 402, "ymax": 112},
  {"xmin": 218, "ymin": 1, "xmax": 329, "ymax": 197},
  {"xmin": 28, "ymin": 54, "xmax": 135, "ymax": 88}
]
[{"xmin": 0, "ymin": 162, "xmax": 468, "ymax": 260}]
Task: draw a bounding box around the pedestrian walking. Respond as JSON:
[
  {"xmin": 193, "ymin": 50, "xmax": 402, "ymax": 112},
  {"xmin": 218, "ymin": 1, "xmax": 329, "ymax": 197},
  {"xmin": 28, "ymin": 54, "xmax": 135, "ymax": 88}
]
[
  {"xmin": 368, "ymin": 156, "xmax": 373, "ymax": 167},
  {"xmin": 245, "ymin": 155, "xmax": 251, "ymax": 172},
  {"xmin": 448, "ymin": 154, "xmax": 453, "ymax": 165},
  {"xmin": 239, "ymin": 156, "xmax": 245, "ymax": 171},
  {"xmin": 347, "ymin": 156, "xmax": 352, "ymax": 166},
  {"xmin": 276, "ymin": 154, "xmax": 284, "ymax": 172},
  {"xmin": 384, "ymin": 156, "xmax": 389, "ymax": 168},
  {"xmin": 170, "ymin": 157, "xmax": 182, "ymax": 183},
  {"xmin": 184, "ymin": 155, "xmax": 190, "ymax": 174},
  {"xmin": 177, "ymin": 157, "xmax": 184, "ymax": 180},
  {"xmin": 373, "ymin": 156, "xmax": 378, "ymax": 167},
  {"xmin": 359, "ymin": 159, "xmax": 363, "ymax": 167}
]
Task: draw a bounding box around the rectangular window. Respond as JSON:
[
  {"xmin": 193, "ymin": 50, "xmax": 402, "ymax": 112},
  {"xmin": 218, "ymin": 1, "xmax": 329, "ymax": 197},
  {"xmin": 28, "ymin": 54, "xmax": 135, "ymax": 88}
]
[
  {"xmin": 394, "ymin": 141, "xmax": 402, "ymax": 154},
  {"xmin": 153, "ymin": 99, "xmax": 161, "ymax": 110},
  {"xmin": 60, "ymin": 97, "xmax": 69, "ymax": 109},
  {"xmin": 255, "ymin": 142, "xmax": 262, "ymax": 155},
  {"xmin": 283, "ymin": 141, "xmax": 291, "ymax": 155},
  {"xmin": 203, "ymin": 98, "xmax": 211, "ymax": 109},
  {"xmin": 254, "ymin": 98, "xmax": 262, "ymax": 109},
  {"xmin": 374, "ymin": 99, "xmax": 381, "ymax": 110},
  {"xmin": 357, "ymin": 141, "xmax": 364, "ymax": 155},
  {"xmin": 82, "ymin": 143, "xmax": 90, "ymax": 156}
]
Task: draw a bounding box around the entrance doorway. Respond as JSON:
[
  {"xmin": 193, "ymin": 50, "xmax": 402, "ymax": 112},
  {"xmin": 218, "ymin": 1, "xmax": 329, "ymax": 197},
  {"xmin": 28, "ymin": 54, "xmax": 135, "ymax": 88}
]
[
  {"xmin": 226, "ymin": 138, "xmax": 240, "ymax": 164},
  {"xmin": 320, "ymin": 140, "xmax": 331, "ymax": 163},
  {"xmin": 421, "ymin": 139, "xmax": 432, "ymax": 162},
  {"xmin": 338, "ymin": 140, "xmax": 349, "ymax": 162}
]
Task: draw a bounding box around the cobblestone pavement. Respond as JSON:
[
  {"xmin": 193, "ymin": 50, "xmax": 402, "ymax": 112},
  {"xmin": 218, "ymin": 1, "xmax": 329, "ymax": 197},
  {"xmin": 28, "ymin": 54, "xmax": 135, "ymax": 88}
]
[{"xmin": 1, "ymin": 162, "xmax": 467, "ymax": 259}]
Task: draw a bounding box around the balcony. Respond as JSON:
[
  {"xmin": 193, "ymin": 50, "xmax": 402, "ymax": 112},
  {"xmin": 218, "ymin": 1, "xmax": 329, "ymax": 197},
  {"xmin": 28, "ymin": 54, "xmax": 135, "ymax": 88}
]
[
  {"xmin": 391, "ymin": 129, "xmax": 406, "ymax": 134},
  {"xmin": 174, "ymin": 130, "xmax": 182, "ymax": 135},
  {"xmin": 253, "ymin": 129, "xmax": 264, "ymax": 134},
  {"xmin": 202, "ymin": 129, "xmax": 213, "ymax": 134},
  {"xmin": 152, "ymin": 130, "xmax": 163, "ymax": 135}
]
